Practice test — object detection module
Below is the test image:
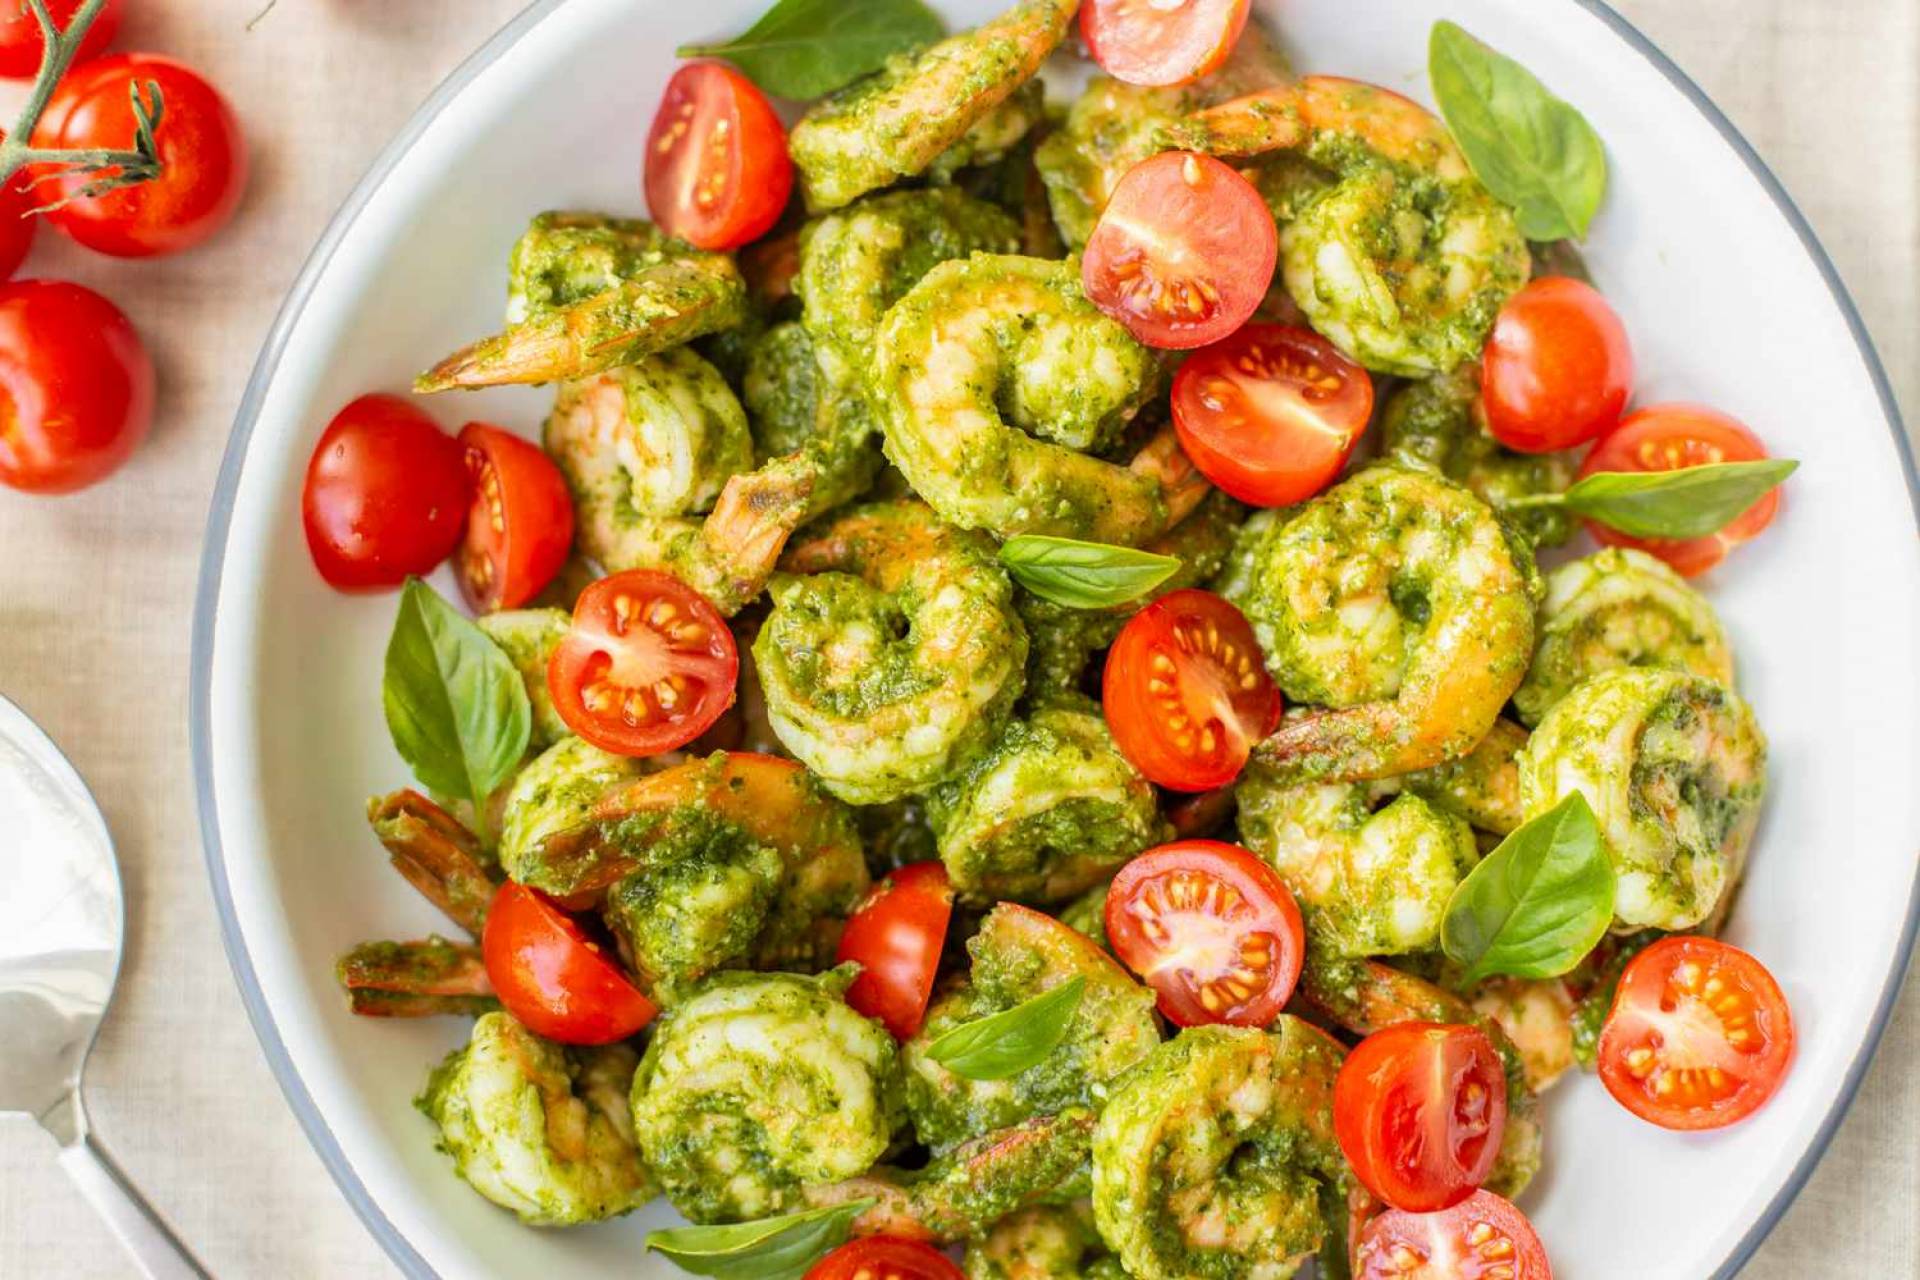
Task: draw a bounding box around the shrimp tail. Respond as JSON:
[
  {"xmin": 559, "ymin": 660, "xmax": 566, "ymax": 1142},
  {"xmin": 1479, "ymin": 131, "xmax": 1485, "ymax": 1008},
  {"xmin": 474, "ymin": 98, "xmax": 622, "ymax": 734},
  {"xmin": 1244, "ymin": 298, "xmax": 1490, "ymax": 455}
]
[
  {"xmin": 1129, "ymin": 425, "xmax": 1213, "ymax": 530},
  {"xmin": 1160, "ymin": 87, "xmax": 1307, "ymax": 157},
  {"xmin": 336, "ymin": 937, "xmax": 497, "ymax": 1018},
  {"xmin": 367, "ymin": 790, "xmax": 500, "ymax": 934},
  {"xmin": 685, "ymin": 459, "xmax": 815, "ymax": 615}
]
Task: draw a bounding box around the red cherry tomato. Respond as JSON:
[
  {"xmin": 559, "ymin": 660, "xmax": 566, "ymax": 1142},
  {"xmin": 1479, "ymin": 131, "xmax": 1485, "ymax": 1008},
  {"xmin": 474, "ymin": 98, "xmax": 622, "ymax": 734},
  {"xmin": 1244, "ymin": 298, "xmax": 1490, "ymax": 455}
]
[
  {"xmin": 1578, "ymin": 404, "xmax": 1780, "ymax": 576},
  {"xmin": 1105, "ymin": 839, "xmax": 1304, "ymax": 1027},
  {"xmin": 805, "ymin": 1238, "xmax": 964, "ymax": 1280},
  {"xmin": 1335, "ymin": 1023, "xmax": 1507, "ymax": 1212},
  {"xmin": 1102, "ymin": 588, "xmax": 1280, "ymax": 791},
  {"xmin": 1597, "ymin": 935, "xmax": 1795, "ymax": 1131},
  {"xmin": 1480, "ymin": 277, "xmax": 1633, "ymax": 453},
  {"xmin": 1081, "ymin": 0, "xmax": 1251, "ymax": 88},
  {"xmin": 1353, "ymin": 1190, "xmax": 1551, "ymax": 1279},
  {"xmin": 481, "ymin": 882, "xmax": 657, "ymax": 1045},
  {"xmin": 644, "ymin": 60, "xmax": 792, "ymax": 252},
  {"xmin": 33, "ymin": 54, "xmax": 248, "ymax": 257},
  {"xmin": 0, "ymin": 280, "xmax": 152, "ymax": 494},
  {"xmin": 0, "ymin": 134, "xmax": 35, "ymax": 281},
  {"xmin": 0, "ymin": 0, "xmax": 121, "ymax": 78},
  {"xmin": 1082, "ymin": 150, "xmax": 1276, "ymax": 350},
  {"xmin": 301, "ymin": 394, "xmax": 468, "ymax": 590},
  {"xmin": 1172, "ymin": 323, "xmax": 1373, "ymax": 506},
  {"xmin": 455, "ymin": 423, "xmax": 574, "ymax": 613},
  {"xmin": 836, "ymin": 861, "xmax": 954, "ymax": 1040},
  {"xmin": 548, "ymin": 569, "xmax": 738, "ymax": 756}
]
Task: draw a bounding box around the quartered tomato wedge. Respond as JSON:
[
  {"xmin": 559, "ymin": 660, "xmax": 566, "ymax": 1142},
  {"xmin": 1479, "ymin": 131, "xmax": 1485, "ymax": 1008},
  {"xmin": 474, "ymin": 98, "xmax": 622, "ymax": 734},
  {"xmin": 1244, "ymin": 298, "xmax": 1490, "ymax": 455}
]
[
  {"xmin": 1597, "ymin": 935, "xmax": 1795, "ymax": 1131},
  {"xmin": 1172, "ymin": 323, "xmax": 1373, "ymax": 506},
  {"xmin": 1335, "ymin": 1023, "xmax": 1507, "ymax": 1212},
  {"xmin": 481, "ymin": 882, "xmax": 657, "ymax": 1045},
  {"xmin": 805, "ymin": 1238, "xmax": 964, "ymax": 1280},
  {"xmin": 1578, "ymin": 404, "xmax": 1780, "ymax": 576},
  {"xmin": 455, "ymin": 422, "xmax": 574, "ymax": 612},
  {"xmin": 1103, "ymin": 588, "xmax": 1281, "ymax": 791},
  {"xmin": 837, "ymin": 861, "xmax": 955, "ymax": 1040},
  {"xmin": 644, "ymin": 60, "xmax": 792, "ymax": 251},
  {"xmin": 1082, "ymin": 151, "xmax": 1276, "ymax": 349},
  {"xmin": 1105, "ymin": 839, "xmax": 1304, "ymax": 1027},
  {"xmin": 1480, "ymin": 277, "xmax": 1633, "ymax": 454},
  {"xmin": 1353, "ymin": 1190, "xmax": 1551, "ymax": 1280},
  {"xmin": 1082, "ymin": 0, "xmax": 1251, "ymax": 88},
  {"xmin": 548, "ymin": 569, "xmax": 738, "ymax": 757}
]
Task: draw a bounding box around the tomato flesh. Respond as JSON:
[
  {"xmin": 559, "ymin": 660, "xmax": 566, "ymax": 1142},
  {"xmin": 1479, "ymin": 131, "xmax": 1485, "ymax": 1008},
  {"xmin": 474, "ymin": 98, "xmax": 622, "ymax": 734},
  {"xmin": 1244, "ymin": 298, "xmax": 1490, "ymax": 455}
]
[
  {"xmin": 1480, "ymin": 277, "xmax": 1633, "ymax": 454},
  {"xmin": 456, "ymin": 422, "xmax": 574, "ymax": 612},
  {"xmin": 836, "ymin": 861, "xmax": 955, "ymax": 1040},
  {"xmin": 1082, "ymin": 0, "xmax": 1251, "ymax": 88},
  {"xmin": 1335, "ymin": 1023, "xmax": 1507, "ymax": 1213},
  {"xmin": 0, "ymin": 0, "xmax": 121, "ymax": 78},
  {"xmin": 301, "ymin": 394, "xmax": 468, "ymax": 589},
  {"xmin": 1082, "ymin": 151, "xmax": 1276, "ymax": 350},
  {"xmin": 805, "ymin": 1238, "xmax": 965, "ymax": 1280},
  {"xmin": 1597, "ymin": 935, "xmax": 1794, "ymax": 1131},
  {"xmin": 1353, "ymin": 1190, "xmax": 1551, "ymax": 1279},
  {"xmin": 1578, "ymin": 404, "xmax": 1779, "ymax": 576},
  {"xmin": 481, "ymin": 882, "xmax": 657, "ymax": 1045},
  {"xmin": 644, "ymin": 60, "xmax": 792, "ymax": 251},
  {"xmin": 548, "ymin": 569, "xmax": 738, "ymax": 756},
  {"xmin": 1105, "ymin": 839, "xmax": 1304, "ymax": 1027},
  {"xmin": 0, "ymin": 280, "xmax": 152, "ymax": 494},
  {"xmin": 1173, "ymin": 323, "xmax": 1373, "ymax": 506},
  {"xmin": 1103, "ymin": 588, "xmax": 1280, "ymax": 791}
]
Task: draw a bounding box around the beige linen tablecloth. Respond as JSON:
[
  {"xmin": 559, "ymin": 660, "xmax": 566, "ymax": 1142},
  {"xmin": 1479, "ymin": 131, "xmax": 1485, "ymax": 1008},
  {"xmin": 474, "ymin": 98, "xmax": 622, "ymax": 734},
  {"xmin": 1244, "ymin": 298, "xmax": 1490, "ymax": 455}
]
[{"xmin": 0, "ymin": 1, "xmax": 1913, "ymax": 1275}]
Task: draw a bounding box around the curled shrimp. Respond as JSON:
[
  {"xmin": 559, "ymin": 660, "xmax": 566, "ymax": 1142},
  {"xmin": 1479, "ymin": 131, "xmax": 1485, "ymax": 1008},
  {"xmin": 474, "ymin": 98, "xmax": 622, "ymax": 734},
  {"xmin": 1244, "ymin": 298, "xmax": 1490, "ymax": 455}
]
[
  {"xmin": 965, "ymin": 1202, "xmax": 1122, "ymax": 1279},
  {"xmin": 1392, "ymin": 715, "xmax": 1529, "ymax": 837},
  {"xmin": 1469, "ymin": 976, "xmax": 1577, "ymax": 1094},
  {"xmin": 477, "ymin": 608, "xmax": 574, "ymax": 748}
]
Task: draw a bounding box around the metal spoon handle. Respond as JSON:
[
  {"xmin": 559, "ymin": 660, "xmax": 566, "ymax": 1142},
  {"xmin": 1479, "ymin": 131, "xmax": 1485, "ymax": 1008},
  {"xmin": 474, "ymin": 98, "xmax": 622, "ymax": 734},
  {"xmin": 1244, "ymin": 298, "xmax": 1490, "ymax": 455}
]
[{"xmin": 56, "ymin": 1135, "xmax": 212, "ymax": 1280}]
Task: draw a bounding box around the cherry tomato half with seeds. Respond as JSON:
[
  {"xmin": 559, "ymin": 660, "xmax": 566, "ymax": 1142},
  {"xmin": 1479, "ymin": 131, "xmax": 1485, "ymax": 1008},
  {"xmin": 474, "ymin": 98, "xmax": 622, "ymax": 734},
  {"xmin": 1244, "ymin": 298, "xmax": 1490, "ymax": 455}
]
[
  {"xmin": 301, "ymin": 394, "xmax": 469, "ymax": 590},
  {"xmin": 1105, "ymin": 839, "xmax": 1304, "ymax": 1027},
  {"xmin": 1480, "ymin": 277, "xmax": 1633, "ymax": 454},
  {"xmin": 1597, "ymin": 935, "xmax": 1794, "ymax": 1131},
  {"xmin": 1352, "ymin": 1189, "xmax": 1551, "ymax": 1280},
  {"xmin": 548, "ymin": 569, "xmax": 738, "ymax": 757},
  {"xmin": 836, "ymin": 861, "xmax": 955, "ymax": 1040},
  {"xmin": 481, "ymin": 882, "xmax": 657, "ymax": 1045},
  {"xmin": 1082, "ymin": 150, "xmax": 1276, "ymax": 350},
  {"xmin": 1335, "ymin": 1022, "xmax": 1507, "ymax": 1212},
  {"xmin": 1578, "ymin": 404, "xmax": 1780, "ymax": 576},
  {"xmin": 644, "ymin": 60, "xmax": 792, "ymax": 252},
  {"xmin": 0, "ymin": 0, "xmax": 121, "ymax": 79},
  {"xmin": 1081, "ymin": 0, "xmax": 1251, "ymax": 88},
  {"xmin": 1172, "ymin": 323, "xmax": 1373, "ymax": 506},
  {"xmin": 1102, "ymin": 588, "xmax": 1280, "ymax": 791},
  {"xmin": 455, "ymin": 423, "xmax": 574, "ymax": 613},
  {"xmin": 805, "ymin": 1238, "xmax": 964, "ymax": 1280},
  {"xmin": 0, "ymin": 280, "xmax": 152, "ymax": 494}
]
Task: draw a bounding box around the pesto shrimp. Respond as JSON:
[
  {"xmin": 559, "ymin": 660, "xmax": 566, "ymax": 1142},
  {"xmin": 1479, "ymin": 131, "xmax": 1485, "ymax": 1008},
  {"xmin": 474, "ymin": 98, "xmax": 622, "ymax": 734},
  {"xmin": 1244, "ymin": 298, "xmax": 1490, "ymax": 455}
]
[
  {"xmin": 1519, "ymin": 667, "xmax": 1766, "ymax": 931},
  {"xmin": 1228, "ymin": 465, "xmax": 1540, "ymax": 783},
  {"xmin": 1091, "ymin": 1019, "xmax": 1349, "ymax": 1280},
  {"xmin": 1392, "ymin": 715, "xmax": 1529, "ymax": 837},
  {"xmin": 497, "ymin": 735, "xmax": 649, "ymax": 884},
  {"xmin": 787, "ymin": 0, "xmax": 1078, "ymax": 211},
  {"xmin": 367, "ymin": 789, "xmax": 502, "ymax": 935},
  {"xmin": 631, "ymin": 969, "xmax": 902, "ymax": 1223},
  {"xmin": 1512, "ymin": 547, "xmax": 1737, "ymax": 727},
  {"xmin": 418, "ymin": 1012, "xmax": 655, "ymax": 1226},
  {"xmin": 1470, "ymin": 976, "xmax": 1577, "ymax": 1093},
  {"xmin": 754, "ymin": 502, "xmax": 1029, "ymax": 804},
  {"xmin": 478, "ymin": 607, "xmax": 574, "ymax": 749},
  {"xmin": 966, "ymin": 1202, "xmax": 1123, "ymax": 1280}
]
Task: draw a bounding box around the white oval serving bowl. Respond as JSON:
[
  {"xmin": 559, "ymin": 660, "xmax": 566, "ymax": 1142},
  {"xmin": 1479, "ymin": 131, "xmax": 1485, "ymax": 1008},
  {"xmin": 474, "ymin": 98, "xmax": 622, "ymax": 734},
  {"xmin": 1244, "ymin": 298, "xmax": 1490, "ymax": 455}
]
[{"xmin": 191, "ymin": 1, "xmax": 1920, "ymax": 1276}]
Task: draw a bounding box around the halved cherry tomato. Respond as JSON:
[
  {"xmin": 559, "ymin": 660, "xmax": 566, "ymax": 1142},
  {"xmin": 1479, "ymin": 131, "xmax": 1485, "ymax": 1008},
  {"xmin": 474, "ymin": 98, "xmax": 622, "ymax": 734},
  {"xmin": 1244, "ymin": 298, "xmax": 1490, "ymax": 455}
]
[
  {"xmin": 837, "ymin": 861, "xmax": 954, "ymax": 1040},
  {"xmin": 1082, "ymin": 151, "xmax": 1276, "ymax": 350},
  {"xmin": 1481, "ymin": 277, "xmax": 1633, "ymax": 453},
  {"xmin": 805, "ymin": 1238, "xmax": 964, "ymax": 1280},
  {"xmin": 1353, "ymin": 1190, "xmax": 1551, "ymax": 1279},
  {"xmin": 1082, "ymin": 0, "xmax": 1251, "ymax": 88},
  {"xmin": 455, "ymin": 423, "xmax": 574, "ymax": 612},
  {"xmin": 644, "ymin": 60, "xmax": 792, "ymax": 251},
  {"xmin": 480, "ymin": 882, "xmax": 657, "ymax": 1045},
  {"xmin": 34, "ymin": 54, "xmax": 248, "ymax": 258},
  {"xmin": 1578, "ymin": 404, "xmax": 1780, "ymax": 576},
  {"xmin": 1172, "ymin": 323, "xmax": 1373, "ymax": 505},
  {"xmin": 548, "ymin": 569, "xmax": 738, "ymax": 756},
  {"xmin": 0, "ymin": 0, "xmax": 121, "ymax": 79},
  {"xmin": 301, "ymin": 394, "xmax": 468, "ymax": 590},
  {"xmin": 1335, "ymin": 1023, "xmax": 1507, "ymax": 1212},
  {"xmin": 1597, "ymin": 935, "xmax": 1794, "ymax": 1131},
  {"xmin": 0, "ymin": 280, "xmax": 152, "ymax": 493},
  {"xmin": 1102, "ymin": 588, "xmax": 1281, "ymax": 791},
  {"xmin": 1105, "ymin": 839, "xmax": 1304, "ymax": 1027}
]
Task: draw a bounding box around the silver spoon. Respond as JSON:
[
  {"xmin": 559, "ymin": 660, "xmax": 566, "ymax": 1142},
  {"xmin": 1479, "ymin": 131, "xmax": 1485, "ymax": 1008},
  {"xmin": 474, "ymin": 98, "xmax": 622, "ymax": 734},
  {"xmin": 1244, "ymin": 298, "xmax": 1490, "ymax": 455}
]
[{"xmin": 0, "ymin": 693, "xmax": 210, "ymax": 1279}]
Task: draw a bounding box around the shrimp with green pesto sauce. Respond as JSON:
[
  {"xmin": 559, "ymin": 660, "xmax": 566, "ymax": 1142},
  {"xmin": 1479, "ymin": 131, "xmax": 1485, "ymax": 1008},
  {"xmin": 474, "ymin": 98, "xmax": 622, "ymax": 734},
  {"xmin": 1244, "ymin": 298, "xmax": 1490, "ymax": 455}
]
[
  {"xmin": 966, "ymin": 1202, "xmax": 1124, "ymax": 1280},
  {"xmin": 477, "ymin": 607, "xmax": 575, "ymax": 750}
]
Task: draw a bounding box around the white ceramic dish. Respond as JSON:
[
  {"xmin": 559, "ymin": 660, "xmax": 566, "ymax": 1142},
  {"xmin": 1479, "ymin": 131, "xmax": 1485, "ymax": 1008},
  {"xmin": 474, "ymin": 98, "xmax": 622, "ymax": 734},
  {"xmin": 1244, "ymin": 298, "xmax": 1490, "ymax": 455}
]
[{"xmin": 191, "ymin": 1, "xmax": 1920, "ymax": 1275}]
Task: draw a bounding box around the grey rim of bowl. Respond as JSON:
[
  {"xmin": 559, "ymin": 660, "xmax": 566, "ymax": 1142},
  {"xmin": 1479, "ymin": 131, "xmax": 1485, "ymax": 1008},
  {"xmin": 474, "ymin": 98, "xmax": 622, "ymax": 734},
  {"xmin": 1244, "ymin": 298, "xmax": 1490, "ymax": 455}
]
[{"xmin": 189, "ymin": 1, "xmax": 1920, "ymax": 1276}]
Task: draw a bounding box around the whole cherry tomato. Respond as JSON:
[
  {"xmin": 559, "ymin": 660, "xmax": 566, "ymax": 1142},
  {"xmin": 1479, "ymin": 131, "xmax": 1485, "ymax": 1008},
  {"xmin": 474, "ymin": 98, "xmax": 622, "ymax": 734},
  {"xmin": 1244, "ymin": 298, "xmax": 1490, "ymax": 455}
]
[
  {"xmin": 301, "ymin": 394, "xmax": 469, "ymax": 590},
  {"xmin": 0, "ymin": 280, "xmax": 152, "ymax": 493},
  {"xmin": 0, "ymin": 0, "xmax": 121, "ymax": 79},
  {"xmin": 1481, "ymin": 277, "xmax": 1633, "ymax": 453}
]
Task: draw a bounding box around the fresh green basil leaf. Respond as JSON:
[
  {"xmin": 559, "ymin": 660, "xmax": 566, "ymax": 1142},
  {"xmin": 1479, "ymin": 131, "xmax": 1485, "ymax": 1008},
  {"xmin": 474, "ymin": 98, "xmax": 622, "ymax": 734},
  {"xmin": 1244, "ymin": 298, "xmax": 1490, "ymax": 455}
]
[
  {"xmin": 1429, "ymin": 20, "xmax": 1607, "ymax": 240},
  {"xmin": 926, "ymin": 975, "xmax": 1086, "ymax": 1081},
  {"xmin": 678, "ymin": 0, "xmax": 944, "ymax": 100},
  {"xmin": 1441, "ymin": 792, "xmax": 1615, "ymax": 984},
  {"xmin": 999, "ymin": 536, "xmax": 1181, "ymax": 609},
  {"xmin": 646, "ymin": 1199, "xmax": 873, "ymax": 1280},
  {"xmin": 382, "ymin": 578, "xmax": 531, "ymax": 824},
  {"xmin": 1561, "ymin": 459, "xmax": 1797, "ymax": 540}
]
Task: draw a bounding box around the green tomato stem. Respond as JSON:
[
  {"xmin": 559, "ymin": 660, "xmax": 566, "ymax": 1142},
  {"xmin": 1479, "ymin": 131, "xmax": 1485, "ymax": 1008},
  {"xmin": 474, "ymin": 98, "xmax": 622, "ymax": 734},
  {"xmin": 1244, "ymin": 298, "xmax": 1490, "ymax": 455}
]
[{"xmin": 0, "ymin": 0, "xmax": 166, "ymax": 204}]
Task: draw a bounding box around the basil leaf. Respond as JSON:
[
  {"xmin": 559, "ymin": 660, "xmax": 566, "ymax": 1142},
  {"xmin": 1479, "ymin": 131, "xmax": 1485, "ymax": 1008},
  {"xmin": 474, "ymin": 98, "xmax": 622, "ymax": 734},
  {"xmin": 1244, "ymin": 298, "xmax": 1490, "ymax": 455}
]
[
  {"xmin": 1561, "ymin": 459, "xmax": 1797, "ymax": 540},
  {"xmin": 926, "ymin": 975, "xmax": 1085, "ymax": 1081},
  {"xmin": 1441, "ymin": 792, "xmax": 1615, "ymax": 984},
  {"xmin": 999, "ymin": 536, "xmax": 1181, "ymax": 609},
  {"xmin": 1429, "ymin": 20, "xmax": 1607, "ymax": 240},
  {"xmin": 382, "ymin": 578, "xmax": 531, "ymax": 828},
  {"xmin": 679, "ymin": 0, "xmax": 944, "ymax": 100},
  {"xmin": 646, "ymin": 1199, "xmax": 873, "ymax": 1280}
]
